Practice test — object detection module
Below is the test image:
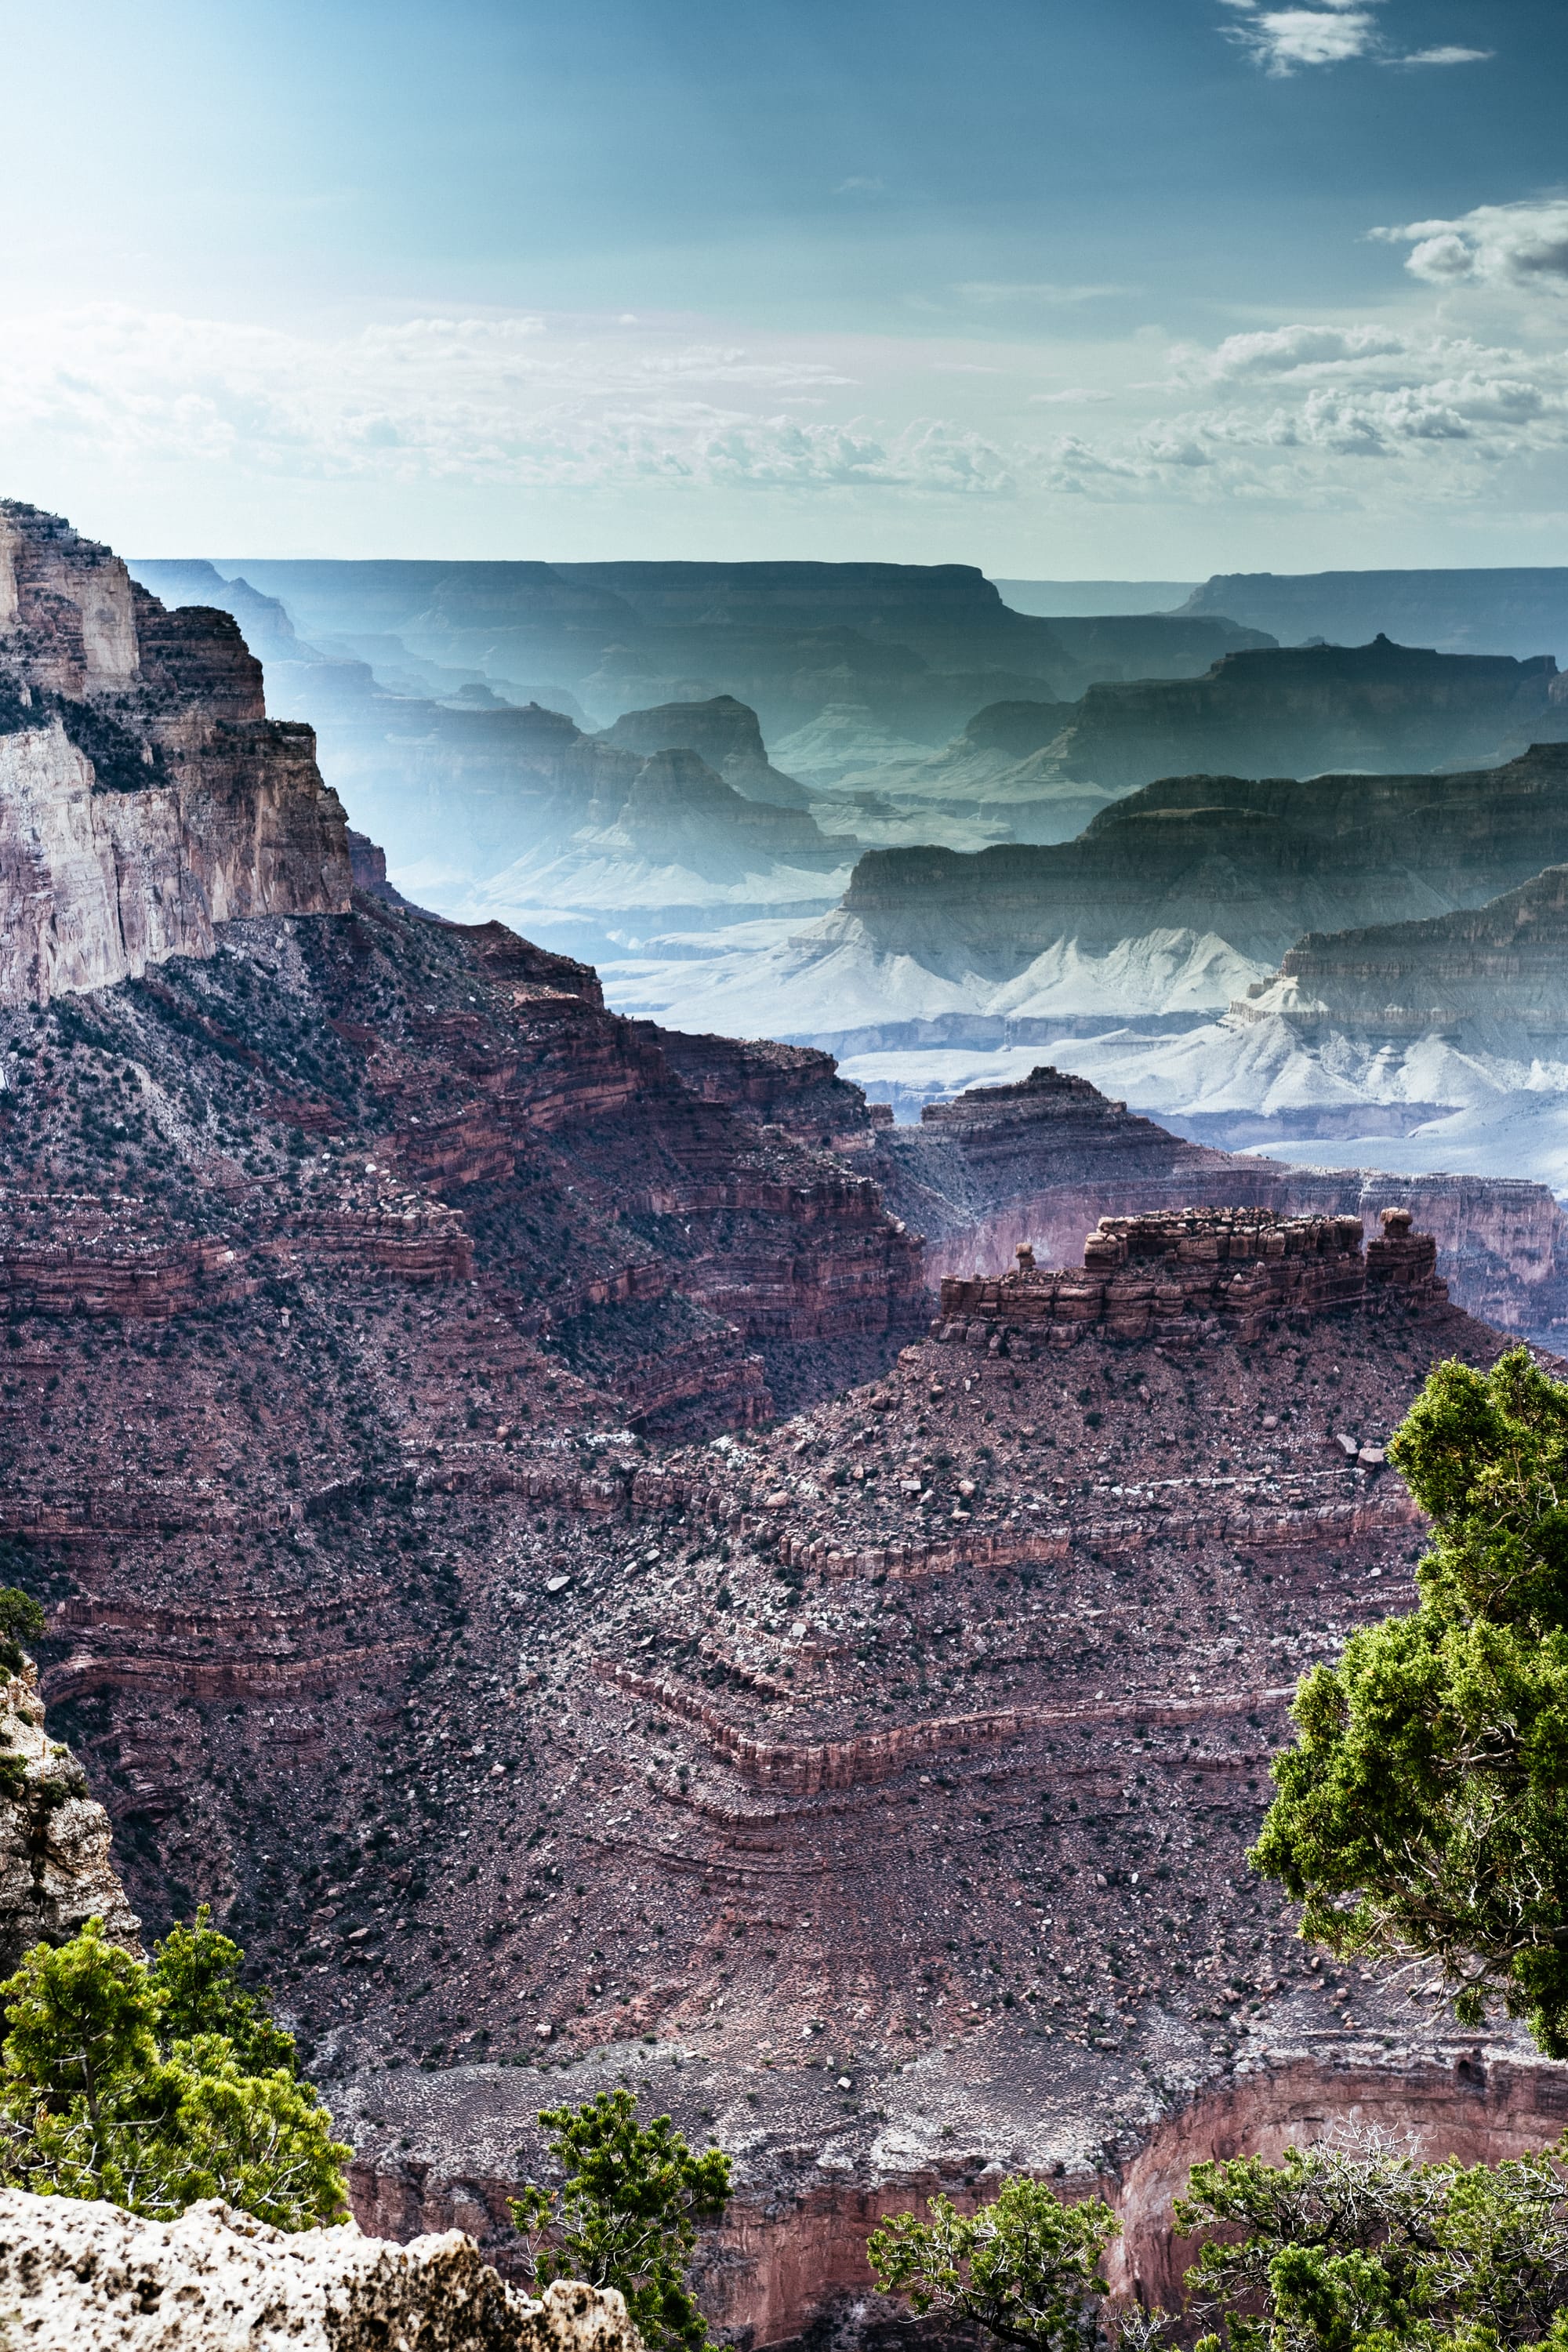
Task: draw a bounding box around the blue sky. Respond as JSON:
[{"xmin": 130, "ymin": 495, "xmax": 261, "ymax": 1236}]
[{"xmin": 1, "ymin": 0, "xmax": 1564, "ymax": 569}]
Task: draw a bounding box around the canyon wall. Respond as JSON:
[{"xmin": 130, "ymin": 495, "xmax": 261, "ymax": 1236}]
[
  {"xmin": 844, "ymin": 743, "xmax": 1568, "ymax": 984},
  {"xmin": 1243, "ymin": 860, "xmax": 1568, "ymax": 1039},
  {"xmin": 0, "ymin": 502, "xmax": 350, "ymax": 1008},
  {"xmin": 1181, "ymin": 567, "xmax": 1568, "ymax": 663},
  {"xmin": 16, "ymin": 499, "xmax": 1568, "ymax": 2352},
  {"xmin": 1050, "ymin": 633, "xmax": 1568, "ymax": 784}
]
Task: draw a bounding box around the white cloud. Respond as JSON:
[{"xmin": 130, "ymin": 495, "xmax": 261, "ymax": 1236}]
[
  {"xmin": 953, "ymin": 281, "xmax": 1138, "ymax": 303},
  {"xmin": 1374, "ymin": 199, "xmax": 1568, "ymax": 290},
  {"xmin": 1029, "ymin": 388, "xmax": 1116, "ymax": 405},
  {"xmin": 1224, "ymin": 4, "xmax": 1381, "ymax": 74},
  {"xmin": 1207, "ymin": 322, "xmax": 1413, "ymax": 376},
  {"xmin": 1221, "ymin": 2, "xmax": 1491, "ymax": 74}
]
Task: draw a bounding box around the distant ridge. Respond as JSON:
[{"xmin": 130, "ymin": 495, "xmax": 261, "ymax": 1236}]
[{"xmin": 1182, "ymin": 567, "xmax": 1568, "ymax": 662}]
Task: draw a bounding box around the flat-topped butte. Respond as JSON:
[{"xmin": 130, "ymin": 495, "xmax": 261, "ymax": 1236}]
[{"xmin": 935, "ymin": 1204, "xmax": 1443, "ymax": 1348}]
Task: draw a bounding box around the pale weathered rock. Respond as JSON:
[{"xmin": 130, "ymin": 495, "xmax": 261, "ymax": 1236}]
[
  {"xmin": 0, "ymin": 499, "xmax": 351, "ymax": 1008},
  {"xmin": 0, "ymin": 2188, "xmax": 641, "ymax": 2352},
  {"xmin": 0, "ymin": 1660, "xmax": 141, "ymax": 1974}
]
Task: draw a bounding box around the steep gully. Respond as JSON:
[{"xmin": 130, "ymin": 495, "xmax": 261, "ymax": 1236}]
[{"xmin": 5, "ymin": 502, "xmax": 1568, "ymax": 2348}]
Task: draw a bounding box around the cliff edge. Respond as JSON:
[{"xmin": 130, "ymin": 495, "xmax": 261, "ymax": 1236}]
[{"xmin": 0, "ymin": 501, "xmax": 351, "ymax": 1008}]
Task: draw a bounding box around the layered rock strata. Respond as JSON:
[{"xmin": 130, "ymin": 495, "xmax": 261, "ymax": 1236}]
[
  {"xmin": 2, "ymin": 898, "xmax": 1552, "ymax": 2348},
  {"xmin": 873, "ymin": 1065, "xmax": 1568, "ymax": 1338},
  {"xmin": 10, "ymin": 510, "xmax": 1568, "ymax": 2352},
  {"xmin": 1240, "ymin": 861, "xmax": 1568, "ymax": 1041},
  {"xmin": 842, "ymin": 744, "xmax": 1568, "ymax": 989},
  {"xmin": 1029, "ymin": 635, "xmax": 1568, "ymax": 791},
  {"xmin": 935, "ymin": 1206, "xmax": 1442, "ymax": 1352},
  {"xmin": 1181, "ymin": 567, "xmax": 1568, "ymax": 663},
  {"xmin": 0, "ymin": 2189, "xmax": 639, "ymax": 2352},
  {"xmin": 595, "ymin": 694, "xmax": 812, "ymax": 809},
  {"xmin": 0, "ymin": 503, "xmax": 350, "ymax": 1007}
]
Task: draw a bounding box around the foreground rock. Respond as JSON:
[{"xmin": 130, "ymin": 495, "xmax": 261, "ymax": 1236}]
[{"xmin": 0, "ymin": 2188, "xmax": 637, "ymax": 2352}]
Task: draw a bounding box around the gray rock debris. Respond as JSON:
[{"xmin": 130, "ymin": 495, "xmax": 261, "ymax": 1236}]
[{"xmin": 0, "ymin": 2188, "xmax": 643, "ymax": 2351}]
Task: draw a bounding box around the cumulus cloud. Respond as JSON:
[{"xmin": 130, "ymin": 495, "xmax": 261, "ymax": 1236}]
[{"xmin": 1373, "ymin": 198, "xmax": 1568, "ymax": 290}]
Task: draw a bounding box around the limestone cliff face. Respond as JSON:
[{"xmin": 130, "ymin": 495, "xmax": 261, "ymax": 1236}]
[
  {"xmin": 0, "ymin": 501, "xmax": 351, "ymax": 1008},
  {"xmin": 0, "ymin": 1657, "xmax": 140, "ymax": 1973}
]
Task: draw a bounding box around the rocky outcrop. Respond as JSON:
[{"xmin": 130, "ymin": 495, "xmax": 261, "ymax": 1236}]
[
  {"xmin": 0, "ymin": 1658, "xmax": 140, "ymax": 1973},
  {"xmin": 0, "ymin": 503, "xmax": 350, "ymax": 1008},
  {"xmin": 0, "ymin": 2189, "xmax": 639, "ymax": 2352},
  {"xmin": 594, "ymin": 694, "xmax": 812, "ymax": 809},
  {"xmin": 871, "ymin": 1064, "xmax": 1568, "ymax": 1337},
  {"xmin": 935, "ymin": 1205, "xmax": 1443, "ymax": 1352}
]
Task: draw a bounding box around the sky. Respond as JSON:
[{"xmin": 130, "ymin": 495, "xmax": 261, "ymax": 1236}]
[{"xmin": 1, "ymin": 0, "xmax": 1565, "ymax": 571}]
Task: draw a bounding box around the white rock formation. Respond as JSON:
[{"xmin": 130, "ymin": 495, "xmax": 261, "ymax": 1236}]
[
  {"xmin": 0, "ymin": 498, "xmax": 352, "ymax": 1009},
  {"xmin": 0, "ymin": 2189, "xmax": 642, "ymax": 2351}
]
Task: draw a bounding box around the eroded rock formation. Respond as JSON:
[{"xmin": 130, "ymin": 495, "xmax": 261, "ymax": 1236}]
[
  {"xmin": 936, "ymin": 1205, "xmax": 1443, "ymax": 1353},
  {"xmin": 0, "ymin": 2189, "xmax": 638, "ymax": 2352},
  {"xmin": 13, "ymin": 503, "xmax": 1568, "ymax": 2352},
  {"xmin": 595, "ymin": 695, "xmax": 812, "ymax": 810},
  {"xmin": 873, "ymin": 1065, "xmax": 1568, "ymax": 1339},
  {"xmin": 0, "ymin": 1657, "xmax": 141, "ymax": 1973},
  {"xmin": 0, "ymin": 503, "xmax": 350, "ymax": 1008}
]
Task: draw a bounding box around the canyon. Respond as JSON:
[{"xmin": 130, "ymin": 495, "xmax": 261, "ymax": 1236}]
[
  {"xmin": 619, "ymin": 742, "xmax": 1568, "ymax": 1047},
  {"xmin": 135, "ymin": 557, "xmax": 1271, "ymax": 747},
  {"xmin": 9, "ymin": 502, "xmax": 1568, "ymax": 2351}
]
